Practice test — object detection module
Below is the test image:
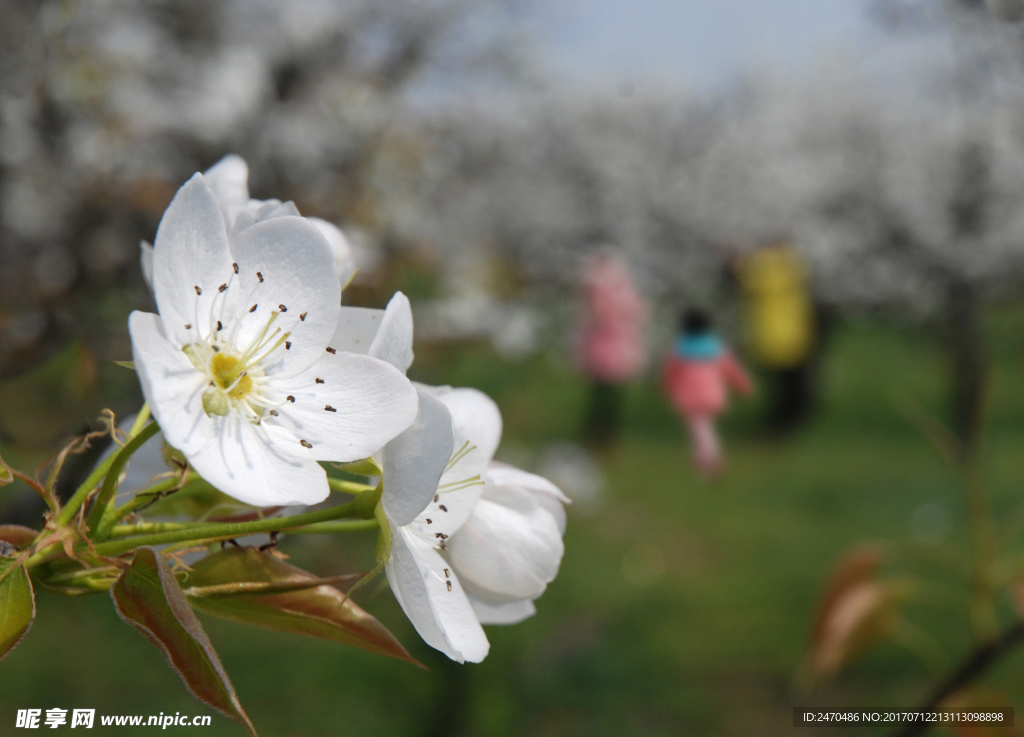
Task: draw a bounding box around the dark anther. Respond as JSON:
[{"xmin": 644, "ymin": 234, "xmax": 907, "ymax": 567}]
[
  {"xmin": 279, "ymin": 304, "xmax": 287, "ymax": 312},
  {"xmin": 324, "ymin": 405, "xmax": 336, "ymax": 412},
  {"xmin": 300, "ymin": 439, "xmax": 312, "ymax": 448},
  {"xmin": 326, "ymin": 346, "xmax": 336, "ymax": 354},
  {"xmin": 257, "ymin": 272, "xmax": 264, "ymax": 283},
  {"xmin": 300, "ymin": 312, "xmax": 307, "ymax": 321},
  {"xmin": 232, "ymin": 263, "xmax": 239, "ymax": 274},
  {"xmin": 218, "ymin": 283, "xmax": 227, "ymax": 292},
  {"xmin": 194, "ymin": 285, "xmax": 202, "ymax": 295},
  {"xmin": 315, "ymin": 378, "xmax": 324, "ymax": 384},
  {"xmin": 286, "ymin": 395, "xmax": 295, "ymax": 403},
  {"xmin": 249, "ymin": 304, "xmax": 258, "ymax": 313}
]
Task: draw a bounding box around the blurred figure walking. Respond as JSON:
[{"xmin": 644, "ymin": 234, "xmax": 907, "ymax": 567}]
[
  {"xmin": 576, "ymin": 253, "xmax": 648, "ymax": 448},
  {"xmin": 736, "ymin": 243, "xmax": 818, "ymax": 433},
  {"xmin": 663, "ymin": 309, "xmax": 753, "ymax": 475}
]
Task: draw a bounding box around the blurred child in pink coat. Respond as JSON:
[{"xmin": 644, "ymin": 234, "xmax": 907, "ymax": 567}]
[
  {"xmin": 576, "ymin": 253, "xmax": 648, "ymax": 446},
  {"xmin": 663, "ymin": 309, "xmax": 753, "ymax": 474}
]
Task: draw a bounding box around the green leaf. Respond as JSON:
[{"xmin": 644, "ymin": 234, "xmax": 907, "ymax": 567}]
[
  {"xmin": 113, "ymin": 360, "xmax": 136, "ymax": 369},
  {"xmin": 110, "ymin": 547, "xmax": 257, "ymax": 736},
  {"xmin": 334, "ymin": 458, "xmax": 382, "ymax": 477},
  {"xmin": 141, "ymin": 480, "xmax": 255, "ymax": 521},
  {"xmin": 0, "ymin": 557, "xmax": 35, "ymax": 663},
  {"xmin": 184, "ymin": 547, "xmax": 422, "ymax": 668}
]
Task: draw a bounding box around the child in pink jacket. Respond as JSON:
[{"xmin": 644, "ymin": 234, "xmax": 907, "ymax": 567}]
[
  {"xmin": 576, "ymin": 253, "xmax": 648, "ymax": 446},
  {"xmin": 663, "ymin": 309, "xmax": 753, "ymax": 474}
]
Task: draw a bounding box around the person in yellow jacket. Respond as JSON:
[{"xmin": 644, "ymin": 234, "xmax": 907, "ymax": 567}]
[{"xmin": 736, "ymin": 242, "xmax": 818, "ymax": 431}]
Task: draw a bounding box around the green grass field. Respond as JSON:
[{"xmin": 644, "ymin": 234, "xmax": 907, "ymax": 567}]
[{"xmin": 3, "ymin": 312, "xmax": 1024, "ymax": 736}]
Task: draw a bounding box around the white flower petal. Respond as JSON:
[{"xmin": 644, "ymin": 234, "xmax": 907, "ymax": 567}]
[
  {"xmin": 369, "ymin": 292, "xmax": 414, "ymax": 374},
  {"xmin": 151, "ymin": 173, "xmax": 237, "ymax": 347},
  {"xmin": 468, "ymin": 597, "xmax": 536, "ymax": 625},
  {"xmin": 129, "ymin": 310, "xmax": 212, "ymax": 458},
  {"xmin": 382, "ymin": 387, "xmax": 454, "ymax": 527},
  {"xmin": 203, "ymin": 154, "xmax": 250, "ymax": 225},
  {"xmin": 308, "ymin": 217, "xmax": 357, "ymax": 287},
  {"xmin": 229, "ymin": 198, "xmax": 300, "ymax": 236},
  {"xmin": 229, "ymin": 215, "xmax": 341, "ymax": 374},
  {"xmin": 446, "ymin": 487, "xmax": 564, "ymax": 604},
  {"xmin": 329, "ymin": 306, "xmax": 384, "ymax": 356},
  {"xmin": 486, "ymin": 463, "xmax": 571, "ymax": 534},
  {"xmin": 183, "ymin": 415, "xmax": 329, "ymax": 507},
  {"xmin": 130, "ymin": 311, "xmax": 329, "ymax": 507},
  {"xmin": 425, "ymin": 482, "xmax": 483, "ymax": 539},
  {"xmin": 385, "ymin": 526, "xmax": 490, "ymax": 663},
  {"xmin": 267, "ymin": 352, "xmax": 418, "ymax": 462},
  {"xmin": 140, "ymin": 240, "xmax": 154, "ymax": 292},
  {"xmin": 433, "ymin": 388, "xmax": 503, "ymax": 478},
  {"xmin": 404, "ymin": 386, "xmax": 502, "ymax": 535},
  {"xmin": 328, "ymin": 291, "xmax": 414, "ymax": 373}
]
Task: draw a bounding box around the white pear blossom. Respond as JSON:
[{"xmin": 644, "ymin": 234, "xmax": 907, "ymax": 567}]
[
  {"xmin": 447, "ymin": 462, "xmax": 569, "ymax": 625},
  {"xmin": 381, "ymin": 386, "xmax": 500, "ymax": 663},
  {"xmin": 129, "ymin": 172, "xmax": 418, "ymax": 507},
  {"xmin": 320, "ymin": 286, "xmax": 567, "ymax": 660},
  {"xmin": 140, "ymin": 155, "xmax": 356, "ymax": 289},
  {"xmin": 322, "ymin": 290, "xmax": 488, "ymax": 660}
]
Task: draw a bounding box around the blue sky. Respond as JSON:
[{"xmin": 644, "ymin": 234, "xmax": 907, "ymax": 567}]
[{"xmin": 525, "ymin": 0, "xmax": 873, "ymax": 90}]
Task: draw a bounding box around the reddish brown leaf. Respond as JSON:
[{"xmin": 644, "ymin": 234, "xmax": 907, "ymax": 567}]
[
  {"xmin": 111, "ymin": 547, "xmax": 257, "ymax": 736},
  {"xmin": 0, "ymin": 525, "xmax": 38, "ymax": 549},
  {"xmin": 184, "ymin": 547, "xmax": 422, "ymax": 668},
  {"xmin": 803, "ymin": 545, "xmax": 901, "ymax": 682}
]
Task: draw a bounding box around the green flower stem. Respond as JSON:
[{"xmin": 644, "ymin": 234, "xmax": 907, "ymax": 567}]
[
  {"xmin": 54, "ymin": 414, "xmax": 157, "ymax": 527},
  {"xmin": 97, "ymin": 476, "xmax": 372, "ymax": 540},
  {"xmin": 94, "ymin": 474, "xmax": 194, "ymax": 540},
  {"xmin": 107, "ymin": 521, "xmax": 209, "ymax": 538},
  {"xmin": 41, "ymin": 565, "xmax": 119, "ymax": 587},
  {"xmin": 54, "ymin": 454, "xmax": 118, "ymax": 527},
  {"xmin": 108, "ymin": 518, "xmax": 380, "ymax": 538},
  {"xmin": 128, "ymin": 404, "xmax": 151, "ymax": 436},
  {"xmin": 83, "ymin": 422, "xmax": 161, "ymax": 537},
  {"xmin": 281, "ymin": 520, "xmax": 379, "ymax": 535},
  {"xmin": 327, "ymin": 477, "xmax": 378, "ymax": 495},
  {"xmin": 86, "ymin": 487, "xmax": 382, "ymax": 559}
]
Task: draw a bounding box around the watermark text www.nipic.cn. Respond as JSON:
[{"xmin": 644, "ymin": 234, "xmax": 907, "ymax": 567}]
[{"xmin": 16, "ymin": 709, "xmax": 213, "ymax": 729}]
